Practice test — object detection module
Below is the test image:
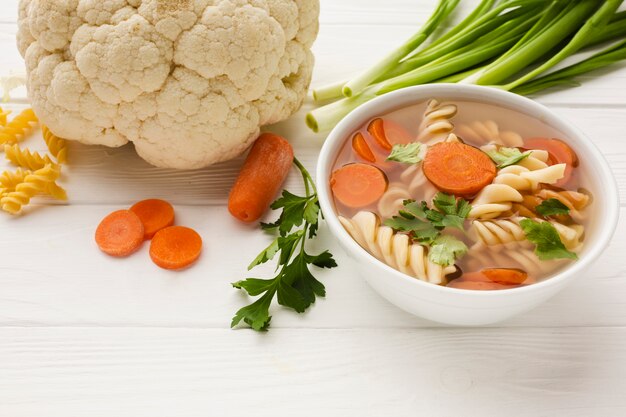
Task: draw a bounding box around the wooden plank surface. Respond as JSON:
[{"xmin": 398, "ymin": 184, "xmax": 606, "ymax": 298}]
[{"xmin": 1, "ymin": 0, "xmax": 625, "ymax": 416}]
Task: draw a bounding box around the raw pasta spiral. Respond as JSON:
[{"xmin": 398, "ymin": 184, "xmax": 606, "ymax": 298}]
[
  {"xmin": 339, "ymin": 211, "xmax": 456, "ymax": 284},
  {"xmin": 0, "ymin": 108, "xmax": 37, "ymax": 145},
  {"xmin": 41, "ymin": 125, "xmax": 68, "ymax": 164},
  {"xmin": 0, "ymin": 107, "xmax": 10, "ymax": 126},
  {"xmin": 416, "ymin": 99, "xmax": 457, "ymax": 144},
  {"xmin": 456, "ymin": 120, "xmax": 524, "ymax": 147},
  {"xmin": 4, "ymin": 144, "xmax": 57, "ymax": 171},
  {"xmin": 470, "ymin": 217, "xmax": 584, "ymax": 251},
  {"xmin": 1, "ymin": 164, "xmax": 61, "ymax": 214},
  {"xmin": 0, "ymin": 167, "xmax": 30, "ymax": 193}
]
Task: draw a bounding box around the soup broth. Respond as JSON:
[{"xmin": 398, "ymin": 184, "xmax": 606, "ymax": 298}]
[{"xmin": 330, "ymin": 98, "xmax": 593, "ymax": 290}]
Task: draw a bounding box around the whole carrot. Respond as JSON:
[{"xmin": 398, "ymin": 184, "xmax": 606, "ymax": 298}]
[{"xmin": 228, "ymin": 133, "xmax": 294, "ymax": 223}]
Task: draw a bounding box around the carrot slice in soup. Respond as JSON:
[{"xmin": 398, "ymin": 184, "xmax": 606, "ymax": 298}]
[
  {"xmin": 524, "ymin": 138, "xmax": 578, "ymax": 187},
  {"xmin": 150, "ymin": 226, "xmax": 202, "ymax": 270},
  {"xmin": 481, "ymin": 268, "xmax": 529, "ymax": 285},
  {"xmin": 331, "ymin": 163, "xmax": 388, "ymax": 208},
  {"xmin": 352, "ymin": 132, "xmax": 376, "ymax": 162},
  {"xmin": 130, "ymin": 199, "xmax": 175, "ymax": 240},
  {"xmin": 367, "ymin": 118, "xmax": 393, "ymax": 151},
  {"xmin": 423, "ymin": 141, "xmax": 496, "ymax": 197},
  {"xmin": 95, "ymin": 210, "xmax": 145, "ymax": 257}
]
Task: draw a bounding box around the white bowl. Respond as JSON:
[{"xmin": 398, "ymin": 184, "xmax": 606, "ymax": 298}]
[{"xmin": 317, "ymin": 84, "xmax": 619, "ymax": 326}]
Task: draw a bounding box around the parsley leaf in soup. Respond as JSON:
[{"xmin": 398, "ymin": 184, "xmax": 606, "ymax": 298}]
[
  {"xmin": 386, "ymin": 142, "xmax": 423, "ymax": 164},
  {"xmin": 520, "ymin": 219, "xmax": 578, "ymax": 261},
  {"xmin": 536, "ymin": 198, "xmax": 571, "ymax": 217},
  {"xmin": 429, "ymin": 192, "xmax": 471, "ymax": 231},
  {"xmin": 384, "ymin": 205, "xmax": 440, "ymax": 244},
  {"xmin": 484, "ymin": 146, "xmax": 531, "ymax": 169},
  {"xmin": 429, "ymin": 235, "xmax": 468, "ymax": 266}
]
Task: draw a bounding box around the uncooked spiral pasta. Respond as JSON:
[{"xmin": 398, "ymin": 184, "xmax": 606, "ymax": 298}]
[
  {"xmin": 339, "ymin": 211, "xmax": 456, "ymax": 284},
  {"xmin": 41, "ymin": 125, "xmax": 68, "ymax": 164},
  {"xmin": 1, "ymin": 164, "xmax": 61, "ymax": 214},
  {"xmin": 0, "ymin": 107, "xmax": 10, "ymax": 127},
  {"xmin": 416, "ymin": 99, "xmax": 457, "ymax": 144},
  {"xmin": 0, "ymin": 108, "xmax": 38, "ymax": 145},
  {"xmin": 0, "ymin": 167, "xmax": 31, "ymax": 194},
  {"xmin": 4, "ymin": 144, "xmax": 57, "ymax": 171},
  {"xmin": 457, "ymin": 120, "xmax": 524, "ymax": 147},
  {"xmin": 470, "ymin": 217, "xmax": 584, "ymax": 252}
]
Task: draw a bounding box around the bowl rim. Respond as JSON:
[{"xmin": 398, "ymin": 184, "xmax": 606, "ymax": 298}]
[{"xmin": 316, "ymin": 83, "xmax": 620, "ymax": 298}]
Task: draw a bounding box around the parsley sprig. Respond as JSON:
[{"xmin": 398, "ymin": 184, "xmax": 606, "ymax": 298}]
[
  {"xmin": 231, "ymin": 158, "xmax": 337, "ymax": 331},
  {"xmin": 384, "ymin": 193, "xmax": 470, "ymax": 266}
]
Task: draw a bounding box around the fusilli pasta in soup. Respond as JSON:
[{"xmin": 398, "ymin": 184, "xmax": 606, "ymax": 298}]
[{"xmin": 329, "ymin": 98, "xmax": 593, "ymax": 291}]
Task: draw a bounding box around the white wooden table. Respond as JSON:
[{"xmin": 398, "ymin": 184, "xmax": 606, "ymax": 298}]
[{"xmin": 1, "ymin": 1, "xmax": 626, "ymax": 416}]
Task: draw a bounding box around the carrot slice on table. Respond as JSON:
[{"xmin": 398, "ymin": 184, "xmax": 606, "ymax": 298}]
[
  {"xmin": 228, "ymin": 133, "xmax": 294, "ymax": 223},
  {"xmin": 352, "ymin": 132, "xmax": 376, "ymax": 162},
  {"xmin": 524, "ymin": 138, "xmax": 578, "ymax": 187},
  {"xmin": 423, "ymin": 141, "xmax": 496, "ymax": 197},
  {"xmin": 95, "ymin": 210, "xmax": 145, "ymax": 257},
  {"xmin": 130, "ymin": 199, "xmax": 175, "ymax": 240},
  {"xmin": 331, "ymin": 163, "xmax": 388, "ymax": 208},
  {"xmin": 481, "ymin": 268, "xmax": 529, "ymax": 285},
  {"xmin": 367, "ymin": 118, "xmax": 393, "ymax": 151},
  {"xmin": 150, "ymin": 226, "xmax": 203, "ymax": 270}
]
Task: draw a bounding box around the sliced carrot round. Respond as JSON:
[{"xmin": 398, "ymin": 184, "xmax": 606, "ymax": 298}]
[
  {"xmin": 330, "ymin": 163, "xmax": 388, "ymax": 208},
  {"xmin": 95, "ymin": 210, "xmax": 145, "ymax": 257},
  {"xmin": 524, "ymin": 138, "xmax": 578, "ymax": 187},
  {"xmin": 150, "ymin": 226, "xmax": 203, "ymax": 270},
  {"xmin": 481, "ymin": 268, "xmax": 528, "ymax": 285},
  {"xmin": 130, "ymin": 199, "xmax": 175, "ymax": 240},
  {"xmin": 423, "ymin": 141, "xmax": 496, "ymax": 197},
  {"xmin": 352, "ymin": 132, "xmax": 376, "ymax": 162}
]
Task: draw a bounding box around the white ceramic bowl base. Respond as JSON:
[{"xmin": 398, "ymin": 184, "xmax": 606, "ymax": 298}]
[{"xmin": 317, "ymin": 84, "xmax": 620, "ymax": 326}]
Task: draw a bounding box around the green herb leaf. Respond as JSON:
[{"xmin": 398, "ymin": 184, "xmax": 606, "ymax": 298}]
[
  {"xmin": 386, "ymin": 142, "xmax": 423, "ymax": 164},
  {"xmin": 520, "ymin": 219, "xmax": 578, "ymax": 261},
  {"xmin": 535, "ymin": 198, "xmax": 571, "ymax": 217},
  {"xmin": 232, "ymin": 158, "xmax": 336, "ymax": 331},
  {"xmin": 385, "ymin": 201, "xmax": 441, "ymax": 243},
  {"xmin": 428, "ymin": 235, "xmax": 468, "ymax": 266},
  {"xmin": 430, "ymin": 192, "xmax": 471, "ymax": 230},
  {"xmin": 485, "ymin": 146, "xmax": 531, "ymax": 168}
]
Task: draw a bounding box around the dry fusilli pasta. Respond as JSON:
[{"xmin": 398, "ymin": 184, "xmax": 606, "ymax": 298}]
[
  {"xmin": 41, "ymin": 125, "xmax": 68, "ymax": 164},
  {"xmin": 457, "ymin": 120, "xmax": 524, "ymax": 147},
  {"xmin": 339, "ymin": 211, "xmax": 456, "ymax": 284},
  {"xmin": 4, "ymin": 144, "xmax": 57, "ymax": 171},
  {"xmin": 416, "ymin": 100, "xmax": 457, "ymax": 144},
  {"xmin": 0, "ymin": 167, "xmax": 31, "ymax": 193},
  {"xmin": 0, "ymin": 107, "xmax": 10, "ymax": 127},
  {"xmin": 0, "ymin": 108, "xmax": 38, "ymax": 145},
  {"xmin": 1, "ymin": 164, "xmax": 61, "ymax": 214}
]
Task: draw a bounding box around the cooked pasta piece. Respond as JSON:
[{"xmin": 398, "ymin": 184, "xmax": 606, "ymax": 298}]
[
  {"xmin": 470, "ymin": 217, "xmax": 584, "ymax": 252},
  {"xmin": 469, "ymin": 184, "xmax": 524, "ymax": 219},
  {"xmin": 41, "ymin": 125, "xmax": 68, "ymax": 164},
  {"xmin": 494, "ymin": 164, "xmax": 566, "ymax": 191},
  {"xmin": 416, "ymin": 99, "xmax": 457, "ymax": 144},
  {"xmin": 0, "ymin": 107, "xmax": 10, "ymax": 126},
  {"xmin": 1, "ymin": 164, "xmax": 61, "ymax": 214},
  {"xmin": 0, "ymin": 108, "xmax": 38, "ymax": 145},
  {"xmin": 457, "ymin": 120, "xmax": 524, "ymax": 147},
  {"xmin": 537, "ymin": 189, "xmax": 590, "ymax": 222},
  {"xmin": 4, "ymin": 144, "xmax": 57, "ymax": 171},
  {"xmin": 377, "ymin": 182, "xmax": 412, "ymax": 219},
  {"xmin": 339, "ymin": 211, "xmax": 456, "ymax": 284},
  {"xmin": 464, "ymin": 242, "xmax": 567, "ymax": 277}
]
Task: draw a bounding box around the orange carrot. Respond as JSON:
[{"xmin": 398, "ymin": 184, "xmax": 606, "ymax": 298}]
[
  {"xmin": 331, "ymin": 163, "xmax": 388, "ymax": 208},
  {"xmin": 228, "ymin": 133, "xmax": 294, "ymax": 223},
  {"xmin": 423, "ymin": 141, "xmax": 496, "ymax": 197},
  {"xmin": 367, "ymin": 118, "xmax": 392, "ymax": 151},
  {"xmin": 481, "ymin": 268, "xmax": 528, "ymax": 285},
  {"xmin": 352, "ymin": 132, "xmax": 376, "ymax": 162},
  {"xmin": 150, "ymin": 226, "xmax": 202, "ymax": 270},
  {"xmin": 524, "ymin": 138, "xmax": 578, "ymax": 187},
  {"xmin": 130, "ymin": 199, "xmax": 175, "ymax": 240},
  {"xmin": 95, "ymin": 210, "xmax": 145, "ymax": 257}
]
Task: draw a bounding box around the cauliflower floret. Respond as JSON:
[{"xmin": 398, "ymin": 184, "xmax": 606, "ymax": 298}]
[{"xmin": 18, "ymin": 0, "xmax": 319, "ymax": 169}]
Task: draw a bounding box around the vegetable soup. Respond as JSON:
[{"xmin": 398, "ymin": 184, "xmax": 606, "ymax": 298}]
[{"xmin": 330, "ymin": 99, "xmax": 593, "ymax": 290}]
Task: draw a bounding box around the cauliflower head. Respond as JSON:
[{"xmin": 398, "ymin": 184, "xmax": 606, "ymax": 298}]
[{"xmin": 17, "ymin": 0, "xmax": 319, "ymax": 168}]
